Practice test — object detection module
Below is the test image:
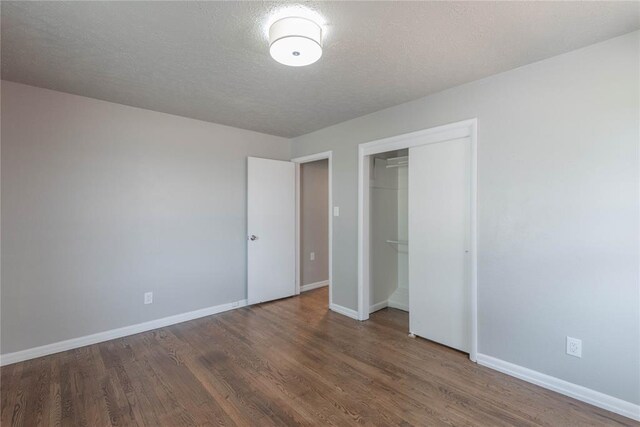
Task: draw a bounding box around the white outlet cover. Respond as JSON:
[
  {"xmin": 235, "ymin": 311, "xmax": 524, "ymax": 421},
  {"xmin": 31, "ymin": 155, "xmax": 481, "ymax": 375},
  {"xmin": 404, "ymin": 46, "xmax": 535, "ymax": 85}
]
[
  {"xmin": 144, "ymin": 292, "xmax": 153, "ymax": 305},
  {"xmin": 566, "ymin": 336, "xmax": 582, "ymax": 358},
  {"xmin": 333, "ymin": 206, "xmax": 340, "ymax": 217},
  {"xmin": 310, "ymin": 252, "xmax": 315, "ymax": 261}
]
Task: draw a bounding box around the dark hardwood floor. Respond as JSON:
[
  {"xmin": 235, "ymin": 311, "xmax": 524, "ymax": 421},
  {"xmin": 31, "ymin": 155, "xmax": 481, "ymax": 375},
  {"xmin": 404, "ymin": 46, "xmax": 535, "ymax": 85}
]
[{"xmin": 1, "ymin": 287, "xmax": 635, "ymax": 426}]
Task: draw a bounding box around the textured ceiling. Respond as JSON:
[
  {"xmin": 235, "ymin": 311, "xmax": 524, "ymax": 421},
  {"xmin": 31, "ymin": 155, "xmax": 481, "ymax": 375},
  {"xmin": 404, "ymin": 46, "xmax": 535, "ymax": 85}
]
[{"xmin": 2, "ymin": 1, "xmax": 639, "ymax": 137}]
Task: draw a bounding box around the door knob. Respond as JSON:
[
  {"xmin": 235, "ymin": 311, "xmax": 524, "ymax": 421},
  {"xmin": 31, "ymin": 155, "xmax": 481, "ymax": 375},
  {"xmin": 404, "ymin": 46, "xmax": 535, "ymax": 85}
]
[{"xmin": 249, "ymin": 235, "xmax": 258, "ymax": 241}]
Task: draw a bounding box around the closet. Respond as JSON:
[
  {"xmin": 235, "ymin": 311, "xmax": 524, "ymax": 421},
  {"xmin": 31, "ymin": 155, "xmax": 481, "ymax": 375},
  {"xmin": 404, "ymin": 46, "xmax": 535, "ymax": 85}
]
[{"xmin": 367, "ymin": 136, "xmax": 472, "ymax": 354}]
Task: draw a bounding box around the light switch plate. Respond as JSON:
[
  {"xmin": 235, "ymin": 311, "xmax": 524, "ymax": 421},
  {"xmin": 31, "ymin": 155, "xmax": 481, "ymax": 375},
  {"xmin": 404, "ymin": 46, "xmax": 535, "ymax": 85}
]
[{"xmin": 333, "ymin": 206, "xmax": 340, "ymax": 216}]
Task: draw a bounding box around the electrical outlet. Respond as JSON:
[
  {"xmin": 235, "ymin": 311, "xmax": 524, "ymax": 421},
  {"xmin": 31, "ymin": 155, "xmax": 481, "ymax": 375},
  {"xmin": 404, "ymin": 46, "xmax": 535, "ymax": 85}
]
[
  {"xmin": 333, "ymin": 206, "xmax": 340, "ymax": 217},
  {"xmin": 144, "ymin": 292, "xmax": 153, "ymax": 305},
  {"xmin": 566, "ymin": 336, "xmax": 582, "ymax": 358},
  {"xmin": 310, "ymin": 252, "xmax": 315, "ymax": 261}
]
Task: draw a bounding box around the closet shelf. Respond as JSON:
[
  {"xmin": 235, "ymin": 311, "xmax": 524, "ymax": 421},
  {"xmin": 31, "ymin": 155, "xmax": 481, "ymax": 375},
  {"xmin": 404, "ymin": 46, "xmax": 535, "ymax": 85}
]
[
  {"xmin": 385, "ymin": 163, "xmax": 407, "ymax": 169},
  {"xmin": 386, "ymin": 239, "xmax": 408, "ymax": 245},
  {"xmin": 385, "ymin": 155, "xmax": 408, "ymax": 168}
]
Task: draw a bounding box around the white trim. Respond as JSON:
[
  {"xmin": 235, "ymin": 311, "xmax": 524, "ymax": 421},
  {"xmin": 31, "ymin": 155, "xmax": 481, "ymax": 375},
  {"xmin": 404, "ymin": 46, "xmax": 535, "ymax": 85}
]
[
  {"xmin": 294, "ymin": 161, "xmax": 301, "ymax": 295},
  {"xmin": 357, "ymin": 153, "xmax": 371, "ymax": 321},
  {"xmin": 388, "ymin": 287, "xmax": 409, "ymax": 312},
  {"xmin": 477, "ymin": 354, "xmax": 640, "ymax": 422},
  {"xmin": 291, "ymin": 151, "xmax": 333, "ymax": 307},
  {"xmin": 0, "ymin": 299, "xmax": 248, "ymax": 366},
  {"xmin": 369, "ymin": 300, "xmax": 388, "ymax": 313},
  {"xmin": 300, "ymin": 280, "xmax": 329, "ymax": 292},
  {"xmin": 357, "ymin": 118, "xmax": 478, "ymax": 362},
  {"xmin": 359, "ymin": 119, "xmax": 475, "ymax": 157},
  {"xmin": 291, "ymin": 151, "xmax": 333, "ymax": 164},
  {"xmin": 329, "ymin": 303, "xmax": 359, "ymax": 320},
  {"xmin": 469, "ymin": 121, "xmax": 478, "ymax": 363},
  {"xmin": 387, "ymin": 300, "xmax": 409, "ymax": 312}
]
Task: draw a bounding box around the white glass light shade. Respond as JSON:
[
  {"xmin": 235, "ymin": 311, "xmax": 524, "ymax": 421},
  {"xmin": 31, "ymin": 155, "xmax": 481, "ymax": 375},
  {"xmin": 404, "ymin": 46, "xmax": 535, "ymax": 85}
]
[{"xmin": 269, "ymin": 17, "xmax": 322, "ymax": 67}]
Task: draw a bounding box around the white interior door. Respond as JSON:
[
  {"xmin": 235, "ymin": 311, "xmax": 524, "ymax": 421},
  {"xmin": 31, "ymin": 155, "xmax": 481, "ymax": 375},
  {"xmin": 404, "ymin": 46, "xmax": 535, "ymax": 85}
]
[
  {"xmin": 247, "ymin": 157, "xmax": 295, "ymax": 304},
  {"xmin": 409, "ymin": 138, "xmax": 471, "ymax": 352}
]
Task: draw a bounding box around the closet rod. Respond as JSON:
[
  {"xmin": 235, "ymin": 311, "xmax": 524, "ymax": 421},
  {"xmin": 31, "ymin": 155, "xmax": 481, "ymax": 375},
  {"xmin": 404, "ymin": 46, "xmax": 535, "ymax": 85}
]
[{"xmin": 386, "ymin": 239, "xmax": 408, "ymax": 245}]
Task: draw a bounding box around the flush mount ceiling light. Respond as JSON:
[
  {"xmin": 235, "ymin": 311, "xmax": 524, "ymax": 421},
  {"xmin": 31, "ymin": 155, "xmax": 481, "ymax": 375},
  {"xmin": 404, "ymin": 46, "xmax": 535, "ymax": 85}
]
[{"xmin": 269, "ymin": 17, "xmax": 322, "ymax": 67}]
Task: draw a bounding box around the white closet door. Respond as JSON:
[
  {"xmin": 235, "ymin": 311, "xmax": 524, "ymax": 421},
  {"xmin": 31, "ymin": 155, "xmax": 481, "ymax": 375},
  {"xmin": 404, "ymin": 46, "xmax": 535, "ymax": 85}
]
[
  {"xmin": 247, "ymin": 157, "xmax": 296, "ymax": 305},
  {"xmin": 409, "ymin": 138, "xmax": 471, "ymax": 352}
]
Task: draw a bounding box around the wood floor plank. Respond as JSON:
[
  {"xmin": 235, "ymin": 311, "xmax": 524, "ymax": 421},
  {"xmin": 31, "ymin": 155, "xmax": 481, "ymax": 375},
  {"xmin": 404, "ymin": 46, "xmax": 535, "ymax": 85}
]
[{"xmin": 1, "ymin": 287, "xmax": 636, "ymax": 426}]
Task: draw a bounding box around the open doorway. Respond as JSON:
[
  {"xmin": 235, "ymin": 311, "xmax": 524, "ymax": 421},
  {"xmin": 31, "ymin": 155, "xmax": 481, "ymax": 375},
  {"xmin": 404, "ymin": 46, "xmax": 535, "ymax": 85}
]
[
  {"xmin": 300, "ymin": 159, "xmax": 329, "ymax": 292},
  {"xmin": 292, "ymin": 152, "xmax": 332, "ymax": 307},
  {"xmin": 369, "ymin": 149, "xmax": 409, "ymax": 313}
]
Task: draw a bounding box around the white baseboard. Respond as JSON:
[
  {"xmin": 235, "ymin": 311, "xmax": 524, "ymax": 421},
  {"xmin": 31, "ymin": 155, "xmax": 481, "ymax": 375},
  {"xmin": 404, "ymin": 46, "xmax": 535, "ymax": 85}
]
[
  {"xmin": 329, "ymin": 303, "xmax": 359, "ymax": 320},
  {"xmin": 388, "ymin": 287, "xmax": 409, "ymax": 312},
  {"xmin": 476, "ymin": 354, "xmax": 640, "ymax": 422},
  {"xmin": 369, "ymin": 300, "xmax": 388, "ymax": 313},
  {"xmin": 301, "ymin": 280, "xmax": 329, "ymax": 292},
  {"xmin": 387, "ymin": 300, "xmax": 409, "ymax": 312},
  {"xmin": 0, "ymin": 298, "xmax": 248, "ymax": 366}
]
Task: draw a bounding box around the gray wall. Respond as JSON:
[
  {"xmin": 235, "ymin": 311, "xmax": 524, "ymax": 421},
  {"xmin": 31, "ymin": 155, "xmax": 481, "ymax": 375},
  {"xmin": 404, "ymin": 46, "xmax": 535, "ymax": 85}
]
[
  {"xmin": 300, "ymin": 159, "xmax": 329, "ymax": 286},
  {"xmin": 292, "ymin": 32, "xmax": 640, "ymax": 404},
  {"xmin": 1, "ymin": 81, "xmax": 290, "ymax": 354}
]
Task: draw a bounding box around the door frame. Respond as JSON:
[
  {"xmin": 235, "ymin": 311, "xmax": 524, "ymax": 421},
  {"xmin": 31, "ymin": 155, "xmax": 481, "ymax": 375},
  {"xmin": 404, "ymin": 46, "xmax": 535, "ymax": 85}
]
[
  {"xmin": 291, "ymin": 151, "xmax": 333, "ymax": 306},
  {"xmin": 357, "ymin": 119, "xmax": 478, "ymax": 362}
]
